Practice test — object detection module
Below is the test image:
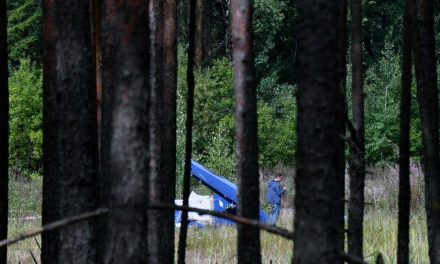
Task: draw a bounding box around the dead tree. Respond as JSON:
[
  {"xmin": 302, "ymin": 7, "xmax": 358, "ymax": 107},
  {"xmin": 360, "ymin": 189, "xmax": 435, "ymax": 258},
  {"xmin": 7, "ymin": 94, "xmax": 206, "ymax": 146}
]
[
  {"xmin": 42, "ymin": 0, "xmax": 99, "ymax": 263},
  {"xmin": 100, "ymin": 1, "xmax": 150, "ymax": 263},
  {"xmin": 410, "ymin": 0, "xmax": 440, "ymax": 262},
  {"xmin": 0, "ymin": 0, "xmax": 8, "ymax": 262},
  {"xmin": 348, "ymin": 0, "xmax": 366, "ymax": 258},
  {"xmin": 397, "ymin": 0, "xmax": 412, "ymax": 263},
  {"xmin": 293, "ymin": 1, "xmax": 345, "ymax": 263},
  {"xmin": 231, "ymin": 0, "xmax": 261, "ymax": 262}
]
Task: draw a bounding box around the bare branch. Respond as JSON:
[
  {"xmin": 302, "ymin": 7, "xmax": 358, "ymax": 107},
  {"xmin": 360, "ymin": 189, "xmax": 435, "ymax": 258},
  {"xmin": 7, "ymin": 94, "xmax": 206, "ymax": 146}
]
[
  {"xmin": 29, "ymin": 250, "xmax": 38, "ymax": 264},
  {"xmin": 34, "ymin": 237, "xmax": 41, "ymax": 251},
  {"xmin": 0, "ymin": 209, "xmax": 107, "ymax": 248}
]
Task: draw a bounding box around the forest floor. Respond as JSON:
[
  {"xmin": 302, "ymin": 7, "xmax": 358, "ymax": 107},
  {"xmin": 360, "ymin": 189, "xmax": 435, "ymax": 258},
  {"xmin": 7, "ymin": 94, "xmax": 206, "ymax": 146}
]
[{"xmin": 7, "ymin": 163, "xmax": 429, "ymax": 263}]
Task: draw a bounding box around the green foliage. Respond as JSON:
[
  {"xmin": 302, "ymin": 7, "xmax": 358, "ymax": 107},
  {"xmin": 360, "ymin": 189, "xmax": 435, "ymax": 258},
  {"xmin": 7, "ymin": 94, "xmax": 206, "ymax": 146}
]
[
  {"xmin": 176, "ymin": 48, "xmax": 296, "ymax": 185},
  {"xmin": 361, "ymin": 0, "xmax": 403, "ymax": 64},
  {"xmin": 257, "ymin": 74, "xmax": 296, "ymax": 166},
  {"xmin": 253, "ymin": 0, "xmax": 288, "ymax": 72},
  {"xmin": 356, "ymin": 45, "xmax": 422, "ymax": 164},
  {"xmin": 7, "ymin": 0, "xmax": 42, "ymax": 65},
  {"xmin": 200, "ymin": 126, "xmax": 236, "ymax": 179},
  {"xmin": 9, "ymin": 59, "xmax": 43, "ymax": 176}
]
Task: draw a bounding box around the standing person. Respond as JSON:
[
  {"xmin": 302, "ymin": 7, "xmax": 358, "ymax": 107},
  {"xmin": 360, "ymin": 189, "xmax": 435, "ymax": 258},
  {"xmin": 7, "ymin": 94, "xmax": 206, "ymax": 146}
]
[{"xmin": 266, "ymin": 173, "xmax": 287, "ymax": 225}]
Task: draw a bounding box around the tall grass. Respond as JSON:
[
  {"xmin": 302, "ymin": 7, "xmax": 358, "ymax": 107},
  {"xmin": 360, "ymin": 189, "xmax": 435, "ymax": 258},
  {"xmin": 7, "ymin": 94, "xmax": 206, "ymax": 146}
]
[{"xmin": 7, "ymin": 163, "xmax": 429, "ymax": 263}]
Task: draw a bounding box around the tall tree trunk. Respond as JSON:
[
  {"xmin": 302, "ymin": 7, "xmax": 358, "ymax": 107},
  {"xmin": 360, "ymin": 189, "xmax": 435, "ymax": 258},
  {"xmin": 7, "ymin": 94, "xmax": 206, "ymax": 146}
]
[
  {"xmin": 94, "ymin": 0, "xmax": 103, "ymax": 161},
  {"xmin": 147, "ymin": 0, "xmax": 174, "ymax": 263},
  {"xmin": 397, "ymin": 0, "xmax": 412, "ymax": 263},
  {"xmin": 42, "ymin": 0, "xmax": 60, "ymax": 262},
  {"xmin": 42, "ymin": 1, "xmax": 99, "ymax": 263},
  {"xmin": 100, "ymin": 1, "xmax": 150, "ymax": 263},
  {"xmin": 231, "ymin": 0, "xmax": 261, "ymax": 263},
  {"xmin": 161, "ymin": 0, "xmax": 178, "ymax": 261},
  {"xmin": 348, "ymin": 0, "xmax": 365, "ymax": 258},
  {"xmin": 0, "ymin": 0, "xmax": 8, "ymax": 262},
  {"xmin": 92, "ymin": 1, "xmax": 107, "ymax": 263},
  {"xmin": 194, "ymin": 0, "xmax": 204, "ymax": 66},
  {"xmin": 203, "ymin": 0, "xmax": 211, "ymax": 62},
  {"xmin": 410, "ymin": 0, "xmax": 440, "ymax": 262},
  {"xmin": 177, "ymin": 0, "xmax": 196, "ymax": 262},
  {"xmin": 336, "ymin": 0, "xmax": 348, "ymax": 257},
  {"xmin": 293, "ymin": 1, "xmax": 345, "ymax": 263}
]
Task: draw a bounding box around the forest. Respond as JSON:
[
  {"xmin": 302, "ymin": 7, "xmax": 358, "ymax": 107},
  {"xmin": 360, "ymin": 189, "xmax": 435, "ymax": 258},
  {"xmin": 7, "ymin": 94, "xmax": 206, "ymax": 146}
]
[{"xmin": 1, "ymin": 0, "xmax": 440, "ymax": 263}]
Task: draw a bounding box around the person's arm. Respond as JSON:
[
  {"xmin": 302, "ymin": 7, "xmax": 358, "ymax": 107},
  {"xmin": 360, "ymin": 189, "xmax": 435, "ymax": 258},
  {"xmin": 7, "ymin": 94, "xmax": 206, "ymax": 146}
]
[{"xmin": 276, "ymin": 183, "xmax": 286, "ymax": 196}]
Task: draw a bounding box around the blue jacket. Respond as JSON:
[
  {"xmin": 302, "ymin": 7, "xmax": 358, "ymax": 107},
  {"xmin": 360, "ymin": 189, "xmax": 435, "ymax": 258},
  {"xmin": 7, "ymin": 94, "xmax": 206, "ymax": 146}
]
[{"xmin": 266, "ymin": 180, "xmax": 284, "ymax": 205}]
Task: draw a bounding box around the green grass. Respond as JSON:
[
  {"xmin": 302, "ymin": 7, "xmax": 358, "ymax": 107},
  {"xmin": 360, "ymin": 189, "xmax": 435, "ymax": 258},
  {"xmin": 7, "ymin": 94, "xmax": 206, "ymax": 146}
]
[
  {"xmin": 179, "ymin": 209, "xmax": 428, "ymax": 263},
  {"xmin": 7, "ymin": 220, "xmax": 41, "ymax": 264},
  {"xmin": 363, "ymin": 209, "xmax": 428, "ymax": 263}
]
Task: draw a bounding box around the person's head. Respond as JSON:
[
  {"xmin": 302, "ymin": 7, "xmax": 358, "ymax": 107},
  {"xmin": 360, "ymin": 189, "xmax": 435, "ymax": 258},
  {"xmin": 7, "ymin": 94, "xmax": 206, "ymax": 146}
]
[{"xmin": 274, "ymin": 173, "xmax": 283, "ymax": 182}]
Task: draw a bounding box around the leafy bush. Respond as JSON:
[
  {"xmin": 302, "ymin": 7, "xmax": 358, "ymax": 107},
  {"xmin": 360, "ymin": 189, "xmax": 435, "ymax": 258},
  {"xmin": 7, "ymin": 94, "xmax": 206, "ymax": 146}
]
[{"xmin": 9, "ymin": 59, "xmax": 43, "ymax": 177}]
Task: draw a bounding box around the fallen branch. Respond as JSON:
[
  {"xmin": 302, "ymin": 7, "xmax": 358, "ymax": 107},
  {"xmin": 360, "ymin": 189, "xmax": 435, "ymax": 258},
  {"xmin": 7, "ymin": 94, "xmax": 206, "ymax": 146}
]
[
  {"xmin": 147, "ymin": 203, "xmax": 295, "ymax": 240},
  {"xmin": 0, "ymin": 208, "xmax": 108, "ymax": 248}
]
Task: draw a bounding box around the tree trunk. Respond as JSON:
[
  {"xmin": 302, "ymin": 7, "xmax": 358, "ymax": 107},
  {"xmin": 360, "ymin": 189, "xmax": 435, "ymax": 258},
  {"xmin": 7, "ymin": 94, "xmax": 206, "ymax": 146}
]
[
  {"xmin": 101, "ymin": 1, "xmax": 150, "ymax": 263},
  {"xmin": 194, "ymin": 0, "xmax": 204, "ymax": 66},
  {"xmin": 0, "ymin": 0, "xmax": 8, "ymax": 262},
  {"xmin": 42, "ymin": 1, "xmax": 99, "ymax": 263},
  {"xmin": 348, "ymin": 0, "xmax": 366, "ymax": 258},
  {"xmin": 231, "ymin": 0, "xmax": 261, "ymax": 263},
  {"xmin": 177, "ymin": 0, "xmax": 196, "ymax": 262},
  {"xmin": 161, "ymin": 0, "xmax": 178, "ymax": 261},
  {"xmin": 410, "ymin": 0, "xmax": 440, "ymax": 262},
  {"xmin": 336, "ymin": 0, "xmax": 348, "ymax": 257},
  {"xmin": 293, "ymin": 1, "xmax": 345, "ymax": 263},
  {"xmin": 42, "ymin": 0, "xmax": 60, "ymax": 262},
  {"xmin": 203, "ymin": 0, "xmax": 211, "ymax": 62},
  {"xmin": 93, "ymin": 0, "xmax": 103, "ymax": 161},
  {"xmin": 147, "ymin": 0, "xmax": 175, "ymax": 262},
  {"xmin": 397, "ymin": 0, "xmax": 412, "ymax": 263}
]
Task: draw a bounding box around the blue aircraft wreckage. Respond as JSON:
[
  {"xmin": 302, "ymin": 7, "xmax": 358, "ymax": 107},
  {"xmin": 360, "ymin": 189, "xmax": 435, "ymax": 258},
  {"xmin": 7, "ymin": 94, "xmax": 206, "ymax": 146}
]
[{"xmin": 174, "ymin": 160, "xmax": 269, "ymax": 227}]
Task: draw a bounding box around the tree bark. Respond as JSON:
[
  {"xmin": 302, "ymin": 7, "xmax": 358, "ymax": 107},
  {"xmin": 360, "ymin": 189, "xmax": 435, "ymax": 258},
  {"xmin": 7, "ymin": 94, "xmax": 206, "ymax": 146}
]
[
  {"xmin": 231, "ymin": 0, "xmax": 261, "ymax": 263},
  {"xmin": 42, "ymin": 0, "xmax": 60, "ymax": 262},
  {"xmin": 161, "ymin": 0, "xmax": 178, "ymax": 261},
  {"xmin": 293, "ymin": 1, "xmax": 345, "ymax": 263},
  {"xmin": 203, "ymin": 0, "xmax": 211, "ymax": 63},
  {"xmin": 177, "ymin": 0, "xmax": 196, "ymax": 262},
  {"xmin": 336, "ymin": 0, "xmax": 348, "ymax": 257},
  {"xmin": 0, "ymin": 0, "xmax": 8, "ymax": 262},
  {"xmin": 42, "ymin": 1, "xmax": 99, "ymax": 263},
  {"xmin": 410, "ymin": 0, "xmax": 440, "ymax": 262},
  {"xmin": 147, "ymin": 0, "xmax": 175, "ymax": 262},
  {"xmin": 348, "ymin": 0, "xmax": 366, "ymax": 258},
  {"xmin": 194, "ymin": 0, "xmax": 204, "ymax": 66},
  {"xmin": 101, "ymin": 1, "xmax": 150, "ymax": 263},
  {"xmin": 397, "ymin": 0, "xmax": 412, "ymax": 263},
  {"xmin": 93, "ymin": 0, "xmax": 103, "ymax": 160}
]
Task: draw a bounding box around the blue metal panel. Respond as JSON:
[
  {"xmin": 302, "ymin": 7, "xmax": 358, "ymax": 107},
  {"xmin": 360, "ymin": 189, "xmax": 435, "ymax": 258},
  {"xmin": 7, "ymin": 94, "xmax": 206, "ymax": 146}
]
[
  {"xmin": 190, "ymin": 160, "xmax": 237, "ymax": 203},
  {"xmin": 190, "ymin": 160, "xmax": 269, "ymax": 223}
]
